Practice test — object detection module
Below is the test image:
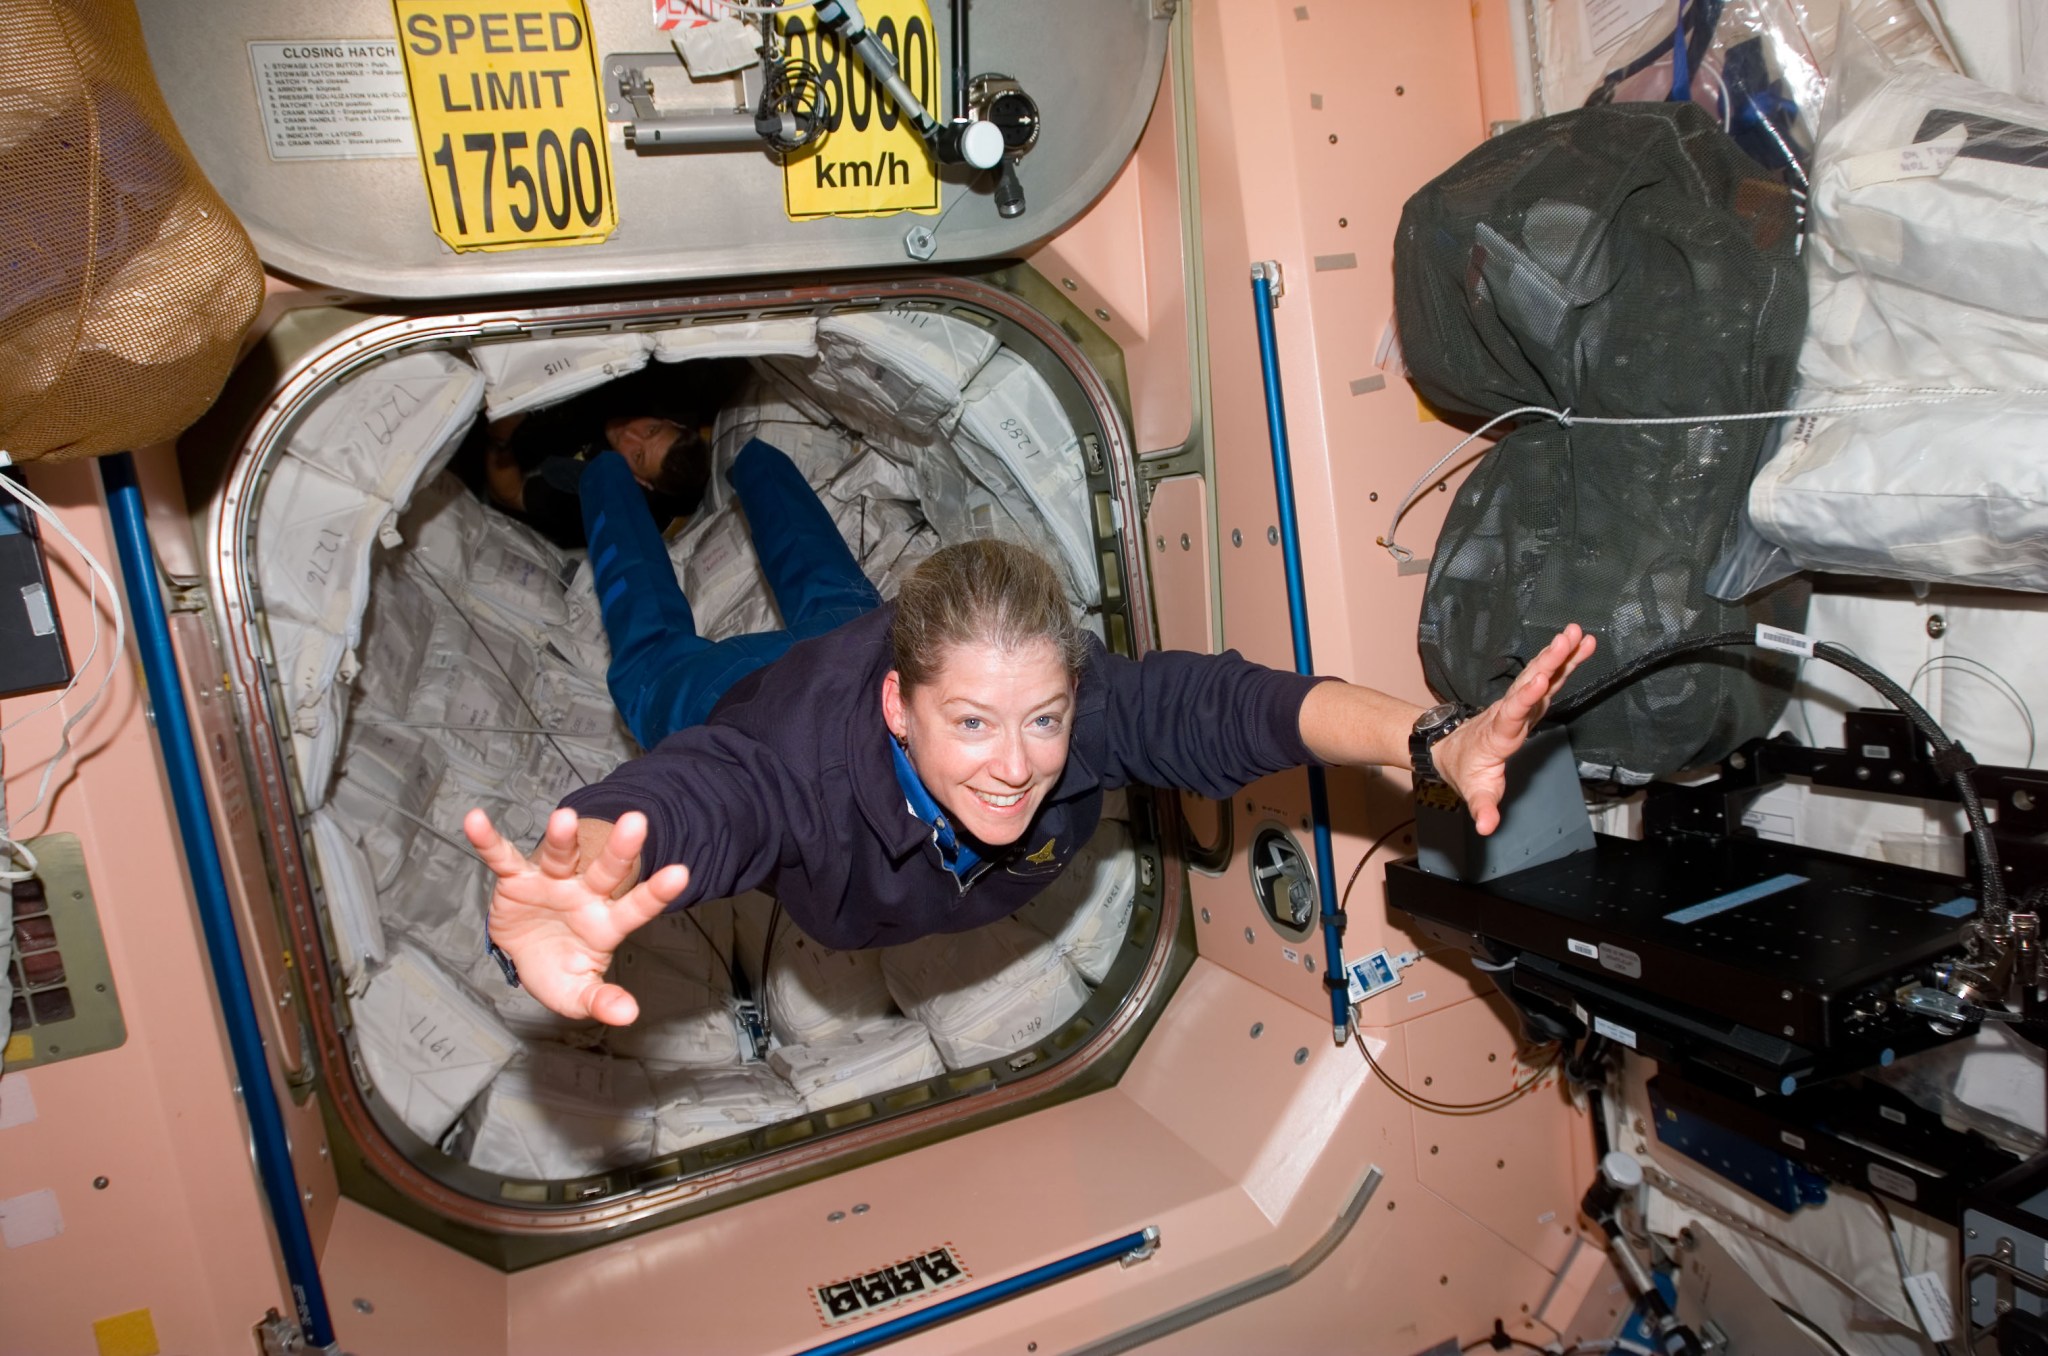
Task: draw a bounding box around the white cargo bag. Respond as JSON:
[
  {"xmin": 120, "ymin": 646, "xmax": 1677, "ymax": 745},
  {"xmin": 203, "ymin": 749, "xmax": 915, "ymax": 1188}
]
[
  {"xmin": 734, "ymin": 895, "xmax": 898, "ymax": 1046},
  {"xmin": 376, "ymin": 778, "xmax": 494, "ymax": 966},
  {"xmin": 287, "ymin": 350, "xmax": 482, "ymax": 504},
  {"xmin": 460, "ymin": 514, "xmax": 571, "ymax": 641},
  {"xmin": 802, "ymin": 310, "xmax": 1001, "ymax": 440},
  {"xmin": 474, "ymin": 332, "xmax": 653, "ymax": 420},
  {"xmin": 769, "ymin": 1018, "xmax": 946, "ymax": 1113},
  {"xmin": 308, "ymin": 807, "xmax": 385, "ymax": 991},
  {"xmin": 1749, "ymin": 53, "xmax": 2048, "ymax": 589},
  {"xmin": 606, "ymin": 943, "xmax": 743, "ymax": 1068},
  {"xmin": 352, "ymin": 570, "xmax": 434, "ymax": 719},
  {"xmin": 256, "ymin": 455, "xmax": 389, "ymax": 637},
  {"xmin": 330, "ymin": 723, "xmax": 447, "ymax": 890},
  {"xmin": 629, "ymin": 896, "xmax": 736, "ymax": 981},
  {"xmin": 461, "ymin": 951, "xmax": 604, "ymax": 1046},
  {"xmin": 652, "ymin": 1063, "xmax": 806, "ymax": 1154},
  {"xmin": 464, "ymin": 1044, "xmax": 656, "ymax": 1178},
  {"xmin": 955, "ymin": 348, "xmax": 1096, "ymax": 604},
  {"xmin": 354, "ymin": 942, "xmax": 519, "ymax": 1145},
  {"xmin": 883, "ymin": 917, "xmax": 1089, "ymax": 1069},
  {"xmin": 269, "ymin": 615, "xmax": 349, "ymax": 803},
  {"xmin": 654, "ymin": 316, "xmax": 820, "ymax": 363},
  {"xmin": 1014, "ymin": 820, "xmax": 1138, "ymax": 985},
  {"xmin": 393, "ymin": 474, "xmax": 490, "ymax": 582}
]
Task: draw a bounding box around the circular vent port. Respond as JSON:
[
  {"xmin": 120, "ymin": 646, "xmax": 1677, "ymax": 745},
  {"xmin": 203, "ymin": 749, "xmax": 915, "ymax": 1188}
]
[{"xmin": 1250, "ymin": 823, "xmax": 1318, "ymax": 943}]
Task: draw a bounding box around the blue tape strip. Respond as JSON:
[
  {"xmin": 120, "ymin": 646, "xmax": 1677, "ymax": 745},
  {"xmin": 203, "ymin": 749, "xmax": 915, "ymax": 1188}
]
[
  {"xmin": 1665, "ymin": 873, "xmax": 1808, "ymax": 925},
  {"xmin": 1928, "ymin": 897, "xmax": 1978, "ymax": 918}
]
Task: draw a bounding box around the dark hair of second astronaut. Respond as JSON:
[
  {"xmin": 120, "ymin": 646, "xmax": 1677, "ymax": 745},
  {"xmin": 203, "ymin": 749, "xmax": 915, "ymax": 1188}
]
[{"xmin": 891, "ymin": 540, "xmax": 1088, "ymax": 694}]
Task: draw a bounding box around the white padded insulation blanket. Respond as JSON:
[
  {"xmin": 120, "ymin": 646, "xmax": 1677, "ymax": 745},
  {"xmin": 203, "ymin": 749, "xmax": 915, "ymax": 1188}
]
[
  {"xmin": 883, "ymin": 917, "xmax": 1089, "ymax": 1069},
  {"xmin": 769, "ymin": 1018, "xmax": 947, "ymax": 1113},
  {"xmin": 462, "ymin": 1043, "xmax": 656, "ymax": 1178},
  {"xmin": 355, "ymin": 942, "xmax": 520, "ymax": 1146},
  {"xmin": 254, "ymin": 313, "xmax": 1128, "ymax": 1175},
  {"xmin": 733, "ymin": 892, "xmax": 897, "ymax": 1047},
  {"xmin": 605, "ymin": 943, "xmax": 743, "ymax": 1069},
  {"xmin": 653, "ymin": 1064, "xmax": 806, "ymax": 1155},
  {"xmin": 473, "ymin": 332, "xmax": 653, "ymax": 420},
  {"xmin": 1748, "ymin": 49, "xmax": 2048, "ymax": 590}
]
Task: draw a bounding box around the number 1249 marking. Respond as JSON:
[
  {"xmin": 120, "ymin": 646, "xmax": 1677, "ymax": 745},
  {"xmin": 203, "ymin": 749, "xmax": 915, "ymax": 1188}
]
[{"xmin": 429, "ymin": 127, "xmax": 604, "ymax": 236}]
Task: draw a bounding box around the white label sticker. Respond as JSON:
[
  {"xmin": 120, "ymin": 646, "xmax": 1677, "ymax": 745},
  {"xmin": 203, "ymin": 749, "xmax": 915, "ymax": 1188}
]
[
  {"xmin": 0, "ymin": 1189, "xmax": 62, "ymax": 1248},
  {"xmin": 19, "ymin": 583, "xmax": 54, "ymax": 637},
  {"xmin": 1903, "ymin": 1271, "xmax": 1956, "ymax": 1343},
  {"xmin": 1862, "ymin": 744, "xmax": 1892, "ymax": 760},
  {"xmin": 1755, "ymin": 624, "xmax": 1816, "ymax": 659},
  {"xmin": 248, "ymin": 40, "xmax": 415, "ymax": 161},
  {"xmin": 1282, "ymin": 947, "xmax": 1299, "ymax": 964},
  {"xmin": 1867, "ymin": 1162, "xmax": 1918, "ymax": 1202},
  {"xmin": 1580, "ymin": 0, "xmax": 1667, "ymax": 59},
  {"xmin": 1780, "ymin": 1130, "xmax": 1806, "ymax": 1150},
  {"xmin": 1567, "ymin": 938, "xmax": 1599, "ymax": 959},
  {"xmin": 1407, "ymin": 990, "xmax": 1428, "ymax": 1003},
  {"xmin": 1592, "ymin": 1016, "xmax": 1638, "ymax": 1049},
  {"xmin": 0, "ymin": 1076, "xmax": 36, "ymax": 1131},
  {"xmin": 1880, "ymin": 1106, "xmax": 1907, "ymax": 1125}
]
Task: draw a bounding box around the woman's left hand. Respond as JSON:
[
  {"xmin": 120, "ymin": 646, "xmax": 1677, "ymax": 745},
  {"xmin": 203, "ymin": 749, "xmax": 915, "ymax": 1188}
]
[{"xmin": 1432, "ymin": 624, "xmax": 1598, "ymax": 836}]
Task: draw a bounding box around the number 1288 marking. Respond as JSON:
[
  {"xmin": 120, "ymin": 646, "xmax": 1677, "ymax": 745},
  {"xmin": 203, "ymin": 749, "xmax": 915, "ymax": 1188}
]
[{"xmin": 429, "ymin": 127, "xmax": 604, "ymax": 237}]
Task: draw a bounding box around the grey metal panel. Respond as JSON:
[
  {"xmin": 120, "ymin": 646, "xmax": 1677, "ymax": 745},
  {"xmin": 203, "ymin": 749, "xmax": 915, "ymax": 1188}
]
[{"xmin": 135, "ymin": 0, "xmax": 1167, "ymax": 298}]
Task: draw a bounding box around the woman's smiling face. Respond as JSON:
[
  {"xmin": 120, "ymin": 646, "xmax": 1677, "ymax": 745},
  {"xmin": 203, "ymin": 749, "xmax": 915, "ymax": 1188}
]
[{"xmin": 881, "ymin": 637, "xmax": 1075, "ymax": 848}]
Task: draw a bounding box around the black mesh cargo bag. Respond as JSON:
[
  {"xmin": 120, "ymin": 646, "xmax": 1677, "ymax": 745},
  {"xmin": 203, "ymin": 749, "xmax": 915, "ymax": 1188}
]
[{"xmin": 1394, "ymin": 101, "xmax": 1810, "ymax": 780}]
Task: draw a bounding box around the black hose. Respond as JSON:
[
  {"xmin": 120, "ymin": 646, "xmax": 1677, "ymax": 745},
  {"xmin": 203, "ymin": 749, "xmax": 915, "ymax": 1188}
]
[{"xmin": 1547, "ymin": 630, "xmax": 2007, "ymax": 919}]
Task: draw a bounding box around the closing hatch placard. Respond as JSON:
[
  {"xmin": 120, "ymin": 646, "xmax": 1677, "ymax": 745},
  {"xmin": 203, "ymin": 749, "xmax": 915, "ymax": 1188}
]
[{"xmin": 390, "ymin": 0, "xmax": 618, "ymax": 251}]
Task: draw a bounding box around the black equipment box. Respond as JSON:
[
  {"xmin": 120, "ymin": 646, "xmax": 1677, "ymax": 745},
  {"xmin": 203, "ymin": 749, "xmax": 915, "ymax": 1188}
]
[
  {"xmin": 1387, "ymin": 832, "xmax": 1974, "ymax": 1086},
  {"xmin": 0, "ymin": 483, "xmax": 73, "ymax": 700}
]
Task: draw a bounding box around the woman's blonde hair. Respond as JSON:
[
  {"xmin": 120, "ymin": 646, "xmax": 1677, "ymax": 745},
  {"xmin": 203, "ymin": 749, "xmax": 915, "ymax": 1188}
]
[{"xmin": 892, "ymin": 540, "xmax": 1087, "ymax": 692}]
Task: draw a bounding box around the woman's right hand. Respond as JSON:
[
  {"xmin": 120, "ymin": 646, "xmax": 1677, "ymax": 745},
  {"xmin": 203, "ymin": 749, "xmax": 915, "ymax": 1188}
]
[{"xmin": 464, "ymin": 807, "xmax": 688, "ymax": 1025}]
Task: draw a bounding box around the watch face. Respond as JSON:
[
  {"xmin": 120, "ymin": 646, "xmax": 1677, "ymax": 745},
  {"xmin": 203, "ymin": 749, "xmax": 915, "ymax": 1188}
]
[{"xmin": 1416, "ymin": 701, "xmax": 1464, "ymax": 733}]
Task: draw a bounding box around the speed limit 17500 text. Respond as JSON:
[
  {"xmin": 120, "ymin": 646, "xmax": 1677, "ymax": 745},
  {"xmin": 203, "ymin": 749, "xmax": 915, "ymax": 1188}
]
[{"xmin": 429, "ymin": 127, "xmax": 604, "ymax": 235}]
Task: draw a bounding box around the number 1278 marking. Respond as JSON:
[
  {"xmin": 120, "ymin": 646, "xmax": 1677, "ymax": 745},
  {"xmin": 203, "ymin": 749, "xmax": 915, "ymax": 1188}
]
[{"xmin": 429, "ymin": 127, "xmax": 605, "ymax": 236}]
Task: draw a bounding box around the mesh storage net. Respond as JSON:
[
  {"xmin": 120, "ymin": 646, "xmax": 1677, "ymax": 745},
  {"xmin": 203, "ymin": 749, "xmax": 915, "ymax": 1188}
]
[
  {"xmin": 1394, "ymin": 102, "xmax": 1811, "ymax": 780},
  {"xmin": 1, "ymin": 0, "xmax": 263, "ymax": 464}
]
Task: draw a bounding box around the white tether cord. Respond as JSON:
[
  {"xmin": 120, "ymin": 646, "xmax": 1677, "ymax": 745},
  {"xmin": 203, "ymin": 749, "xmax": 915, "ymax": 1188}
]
[
  {"xmin": 0, "ymin": 464, "xmax": 127, "ymax": 877},
  {"xmin": 1378, "ymin": 386, "xmax": 2033, "ymax": 563}
]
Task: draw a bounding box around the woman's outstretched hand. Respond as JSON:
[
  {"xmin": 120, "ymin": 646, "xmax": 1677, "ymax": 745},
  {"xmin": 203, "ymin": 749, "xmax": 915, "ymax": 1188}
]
[
  {"xmin": 463, "ymin": 807, "xmax": 688, "ymax": 1025},
  {"xmin": 1434, "ymin": 624, "xmax": 1598, "ymax": 836}
]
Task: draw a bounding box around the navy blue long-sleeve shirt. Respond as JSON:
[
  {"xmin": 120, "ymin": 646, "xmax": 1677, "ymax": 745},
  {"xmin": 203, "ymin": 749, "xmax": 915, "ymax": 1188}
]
[{"xmin": 560, "ymin": 604, "xmax": 1327, "ymax": 949}]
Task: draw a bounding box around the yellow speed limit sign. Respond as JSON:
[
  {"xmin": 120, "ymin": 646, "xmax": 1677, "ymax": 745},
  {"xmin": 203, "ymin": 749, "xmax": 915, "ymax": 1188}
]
[
  {"xmin": 776, "ymin": 0, "xmax": 940, "ymax": 220},
  {"xmin": 391, "ymin": 0, "xmax": 617, "ymax": 251}
]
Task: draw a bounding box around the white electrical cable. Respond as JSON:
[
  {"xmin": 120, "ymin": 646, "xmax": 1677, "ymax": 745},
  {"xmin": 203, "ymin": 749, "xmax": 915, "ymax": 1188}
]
[
  {"xmin": 1701, "ymin": 63, "xmax": 1733, "ymax": 134},
  {"xmin": 0, "ymin": 466, "xmax": 127, "ymax": 858},
  {"xmin": 1378, "ymin": 386, "xmax": 2042, "ymax": 562}
]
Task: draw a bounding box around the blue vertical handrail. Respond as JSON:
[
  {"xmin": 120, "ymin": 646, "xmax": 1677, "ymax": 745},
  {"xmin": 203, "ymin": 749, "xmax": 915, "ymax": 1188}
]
[
  {"xmin": 101, "ymin": 453, "xmax": 338, "ymax": 1351},
  {"xmin": 795, "ymin": 1228, "xmax": 1159, "ymax": 1356},
  {"xmin": 1250, "ymin": 265, "xmax": 1350, "ymax": 1045}
]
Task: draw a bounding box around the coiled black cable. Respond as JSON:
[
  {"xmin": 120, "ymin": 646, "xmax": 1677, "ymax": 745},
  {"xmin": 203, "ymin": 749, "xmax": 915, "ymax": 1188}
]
[
  {"xmin": 755, "ymin": 54, "xmax": 829, "ymax": 154},
  {"xmin": 1548, "ymin": 629, "xmax": 2007, "ymax": 920}
]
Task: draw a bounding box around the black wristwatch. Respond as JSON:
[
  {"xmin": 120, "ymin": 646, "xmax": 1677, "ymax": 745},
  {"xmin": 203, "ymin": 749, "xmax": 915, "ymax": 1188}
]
[{"xmin": 1409, "ymin": 701, "xmax": 1477, "ymax": 788}]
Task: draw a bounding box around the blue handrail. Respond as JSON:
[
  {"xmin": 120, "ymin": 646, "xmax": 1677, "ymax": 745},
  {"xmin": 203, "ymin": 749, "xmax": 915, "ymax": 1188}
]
[
  {"xmin": 101, "ymin": 453, "xmax": 337, "ymax": 1350},
  {"xmin": 795, "ymin": 1228, "xmax": 1158, "ymax": 1356},
  {"xmin": 1250, "ymin": 266, "xmax": 1350, "ymax": 1045}
]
